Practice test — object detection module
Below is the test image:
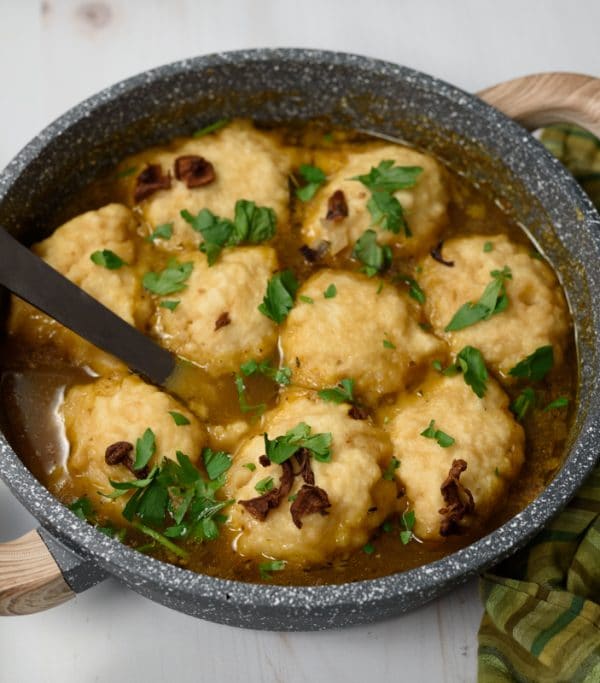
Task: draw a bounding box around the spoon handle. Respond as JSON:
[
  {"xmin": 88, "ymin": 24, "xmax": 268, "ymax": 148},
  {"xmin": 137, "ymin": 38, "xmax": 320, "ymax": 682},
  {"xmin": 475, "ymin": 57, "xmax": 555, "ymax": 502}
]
[{"xmin": 0, "ymin": 228, "xmax": 175, "ymax": 384}]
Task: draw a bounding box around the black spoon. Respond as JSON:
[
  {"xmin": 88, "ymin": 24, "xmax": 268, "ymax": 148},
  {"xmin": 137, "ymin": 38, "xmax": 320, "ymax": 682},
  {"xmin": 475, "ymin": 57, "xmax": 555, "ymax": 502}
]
[{"xmin": 0, "ymin": 228, "xmax": 214, "ymax": 405}]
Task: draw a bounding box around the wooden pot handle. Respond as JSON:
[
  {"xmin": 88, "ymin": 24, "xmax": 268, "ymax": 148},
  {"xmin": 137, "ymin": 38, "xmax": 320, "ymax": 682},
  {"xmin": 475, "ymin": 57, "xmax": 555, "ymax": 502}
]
[
  {"xmin": 0, "ymin": 529, "xmax": 75, "ymax": 615},
  {"xmin": 478, "ymin": 72, "xmax": 600, "ymax": 137}
]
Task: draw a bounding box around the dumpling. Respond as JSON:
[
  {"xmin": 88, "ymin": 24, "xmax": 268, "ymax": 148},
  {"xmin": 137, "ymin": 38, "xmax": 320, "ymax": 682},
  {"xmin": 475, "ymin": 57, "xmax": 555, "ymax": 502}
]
[
  {"xmin": 419, "ymin": 234, "xmax": 570, "ymax": 375},
  {"xmin": 7, "ymin": 203, "xmax": 150, "ymax": 374},
  {"xmin": 301, "ymin": 143, "xmax": 448, "ymax": 256},
  {"xmin": 381, "ymin": 372, "xmax": 524, "ymax": 540},
  {"xmin": 225, "ymin": 390, "xmax": 398, "ymax": 566},
  {"xmin": 117, "ymin": 120, "xmax": 292, "ymax": 250},
  {"xmin": 280, "ymin": 269, "xmax": 444, "ymax": 403},
  {"xmin": 151, "ymin": 246, "xmax": 279, "ymax": 376},
  {"xmin": 62, "ymin": 375, "xmax": 206, "ymax": 524}
]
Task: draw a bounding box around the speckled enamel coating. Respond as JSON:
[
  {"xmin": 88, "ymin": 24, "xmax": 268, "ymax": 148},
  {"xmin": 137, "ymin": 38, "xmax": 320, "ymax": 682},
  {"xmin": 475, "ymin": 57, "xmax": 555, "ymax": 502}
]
[{"xmin": 0, "ymin": 49, "xmax": 599, "ymax": 631}]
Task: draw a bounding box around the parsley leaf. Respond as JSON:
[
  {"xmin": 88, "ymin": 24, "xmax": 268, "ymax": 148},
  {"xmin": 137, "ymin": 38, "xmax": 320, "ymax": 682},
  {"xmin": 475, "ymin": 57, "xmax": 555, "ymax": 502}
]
[
  {"xmin": 544, "ymin": 396, "xmax": 569, "ymax": 411},
  {"xmin": 296, "ymin": 164, "xmax": 326, "ymax": 202},
  {"xmin": 324, "ymin": 283, "xmax": 337, "ymax": 298},
  {"xmin": 394, "ymin": 274, "xmax": 425, "ymax": 304},
  {"xmin": 243, "ymin": 463, "xmax": 257, "ymax": 472},
  {"xmin": 143, "ymin": 259, "xmax": 193, "ymax": 295},
  {"xmin": 352, "ymin": 160, "xmax": 422, "ymax": 193},
  {"xmin": 352, "ymin": 229, "xmax": 392, "ymax": 276},
  {"xmin": 90, "ymin": 249, "xmax": 126, "ymax": 270},
  {"xmin": 400, "ymin": 510, "xmax": 415, "ymax": 545},
  {"xmin": 133, "ymin": 428, "xmax": 156, "ymax": 470},
  {"xmin": 193, "ymin": 119, "xmax": 229, "ymax": 138},
  {"xmin": 420, "ymin": 420, "xmax": 455, "ymax": 448},
  {"xmin": 318, "ymin": 378, "xmax": 354, "ymax": 404},
  {"xmin": 509, "ymin": 346, "xmax": 554, "ymax": 382},
  {"xmin": 202, "ymin": 448, "xmax": 232, "ymax": 481},
  {"xmin": 147, "ymin": 223, "xmax": 173, "ymax": 242},
  {"xmin": 511, "ymin": 388, "xmax": 536, "ymax": 421},
  {"xmin": 258, "ymin": 270, "xmax": 299, "ymax": 323},
  {"xmin": 445, "ymin": 267, "xmax": 512, "ymax": 331},
  {"xmin": 351, "ymin": 160, "xmax": 422, "ymax": 236},
  {"xmin": 259, "ymin": 559, "xmax": 286, "ymax": 580},
  {"xmin": 483, "ymin": 241, "xmax": 494, "ymax": 253},
  {"xmin": 299, "ymin": 295, "xmax": 314, "ymax": 304},
  {"xmin": 105, "ymin": 450, "xmax": 233, "ymax": 556},
  {"xmin": 69, "ymin": 496, "xmax": 95, "ymax": 522},
  {"xmin": 265, "ymin": 422, "xmax": 333, "ymax": 464},
  {"xmin": 159, "ymin": 300, "xmax": 180, "ymax": 311},
  {"xmin": 232, "ymin": 200, "xmax": 277, "ymax": 244},
  {"xmin": 169, "ymin": 411, "xmax": 190, "ymax": 426},
  {"xmin": 383, "ymin": 456, "xmax": 400, "ymax": 481},
  {"xmin": 383, "ymin": 339, "xmax": 396, "ymax": 349},
  {"xmin": 240, "ymin": 359, "xmax": 292, "ymax": 385},
  {"xmin": 181, "ymin": 200, "xmax": 276, "ymax": 265},
  {"xmin": 456, "ymin": 346, "xmax": 488, "ymax": 398},
  {"xmin": 234, "ymin": 374, "xmax": 266, "ymax": 416},
  {"xmin": 363, "ymin": 542, "xmax": 375, "ymax": 555},
  {"xmin": 255, "ymin": 476, "xmax": 274, "ymax": 493}
]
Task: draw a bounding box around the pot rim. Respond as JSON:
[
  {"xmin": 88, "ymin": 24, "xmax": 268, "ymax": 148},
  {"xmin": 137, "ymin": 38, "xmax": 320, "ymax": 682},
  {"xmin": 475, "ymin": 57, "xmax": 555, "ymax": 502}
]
[{"xmin": 1, "ymin": 48, "xmax": 599, "ymax": 614}]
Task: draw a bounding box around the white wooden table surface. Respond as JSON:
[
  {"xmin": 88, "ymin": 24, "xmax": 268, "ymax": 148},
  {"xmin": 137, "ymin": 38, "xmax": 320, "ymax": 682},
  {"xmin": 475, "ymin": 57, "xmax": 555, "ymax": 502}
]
[{"xmin": 0, "ymin": 1, "xmax": 599, "ymax": 681}]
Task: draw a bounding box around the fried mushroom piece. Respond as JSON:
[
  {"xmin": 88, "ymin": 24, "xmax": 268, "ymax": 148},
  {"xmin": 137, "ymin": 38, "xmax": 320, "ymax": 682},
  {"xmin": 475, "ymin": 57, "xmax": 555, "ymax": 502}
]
[
  {"xmin": 280, "ymin": 269, "xmax": 444, "ymax": 404},
  {"xmin": 62, "ymin": 375, "xmax": 206, "ymax": 525},
  {"xmin": 419, "ymin": 234, "xmax": 570, "ymax": 376},
  {"xmin": 152, "ymin": 246, "xmax": 279, "ymax": 377},
  {"xmin": 225, "ymin": 390, "xmax": 398, "ymax": 566},
  {"xmin": 7, "ymin": 203, "xmax": 151, "ymax": 375},
  {"xmin": 301, "ymin": 143, "xmax": 448, "ymax": 256},
  {"xmin": 381, "ymin": 372, "xmax": 524, "ymax": 540},
  {"xmin": 116, "ymin": 120, "xmax": 292, "ymax": 250}
]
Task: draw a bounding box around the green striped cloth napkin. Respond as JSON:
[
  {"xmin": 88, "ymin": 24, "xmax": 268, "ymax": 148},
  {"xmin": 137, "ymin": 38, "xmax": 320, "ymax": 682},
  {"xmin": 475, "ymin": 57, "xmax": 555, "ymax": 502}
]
[{"xmin": 478, "ymin": 125, "xmax": 600, "ymax": 683}]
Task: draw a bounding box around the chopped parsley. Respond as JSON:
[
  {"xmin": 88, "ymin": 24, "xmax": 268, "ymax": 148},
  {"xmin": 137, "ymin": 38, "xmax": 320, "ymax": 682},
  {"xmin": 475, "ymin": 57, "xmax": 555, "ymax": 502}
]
[
  {"xmin": 456, "ymin": 346, "xmax": 488, "ymax": 398},
  {"xmin": 432, "ymin": 360, "xmax": 443, "ymax": 372},
  {"xmin": 483, "ymin": 241, "xmax": 494, "ymax": 253},
  {"xmin": 133, "ymin": 428, "xmax": 156, "ymax": 470},
  {"xmin": 363, "ymin": 542, "xmax": 375, "ymax": 555},
  {"xmin": 264, "ymin": 422, "xmax": 333, "ymax": 464},
  {"xmin": 258, "ymin": 270, "xmax": 299, "ymax": 323},
  {"xmin": 102, "ymin": 450, "xmax": 233, "ymax": 558},
  {"xmin": 400, "ymin": 510, "xmax": 416, "ymax": 545},
  {"xmin": 383, "ymin": 339, "xmax": 396, "ymax": 350},
  {"xmin": 509, "ymin": 345, "xmax": 554, "ymax": 382},
  {"xmin": 445, "ymin": 266, "xmax": 512, "ymax": 331},
  {"xmin": 295, "ymin": 164, "xmax": 326, "ymax": 202},
  {"xmin": 352, "ymin": 229, "xmax": 392, "ymax": 276},
  {"xmin": 511, "ymin": 387, "xmax": 536, "ymax": 421},
  {"xmin": 351, "ymin": 160, "xmax": 422, "ymax": 236},
  {"xmin": 193, "ymin": 118, "xmax": 229, "ymax": 138},
  {"xmin": 181, "ymin": 199, "xmax": 276, "ymax": 265},
  {"xmin": 202, "ymin": 448, "xmax": 232, "ymax": 480},
  {"xmin": 318, "ymin": 378, "xmax": 354, "ymax": 404},
  {"xmin": 383, "ymin": 456, "xmax": 400, "ymax": 481},
  {"xmin": 243, "ymin": 462, "xmax": 257, "ymax": 472},
  {"xmin": 259, "ymin": 559, "xmax": 286, "ymax": 580},
  {"xmin": 394, "ymin": 273, "xmax": 426, "ymax": 304},
  {"xmin": 420, "ymin": 420, "xmax": 455, "ymax": 448},
  {"xmin": 159, "ymin": 300, "xmax": 180, "ymax": 311},
  {"xmin": 68, "ymin": 496, "xmax": 125, "ymax": 541},
  {"xmin": 234, "ymin": 374, "xmax": 266, "ymax": 417},
  {"xmin": 544, "ymin": 396, "xmax": 569, "ymax": 411},
  {"xmin": 299, "ymin": 295, "xmax": 314, "ymax": 304},
  {"xmin": 143, "ymin": 258, "xmax": 193, "ymax": 295},
  {"xmin": 240, "ymin": 359, "xmax": 292, "ymax": 386},
  {"xmin": 255, "ymin": 476, "xmax": 274, "ymax": 494},
  {"xmin": 168, "ymin": 411, "xmax": 190, "ymax": 426},
  {"xmin": 324, "ymin": 283, "xmax": 337, "ymax": 299},
  {"xmin": 146, "ymin": 223, "xmax": 173, "ymax": 242},
  {"xmin": 90, "ymin": 249, "xmax": 126, "ymax": 270}
]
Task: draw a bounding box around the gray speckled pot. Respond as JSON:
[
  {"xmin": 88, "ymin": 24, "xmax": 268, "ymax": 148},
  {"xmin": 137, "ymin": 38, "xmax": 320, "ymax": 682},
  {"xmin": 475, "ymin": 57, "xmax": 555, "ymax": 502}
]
[{"xmin": 1, "ymin": 49, "xmax": 599, "ymax": 631}]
